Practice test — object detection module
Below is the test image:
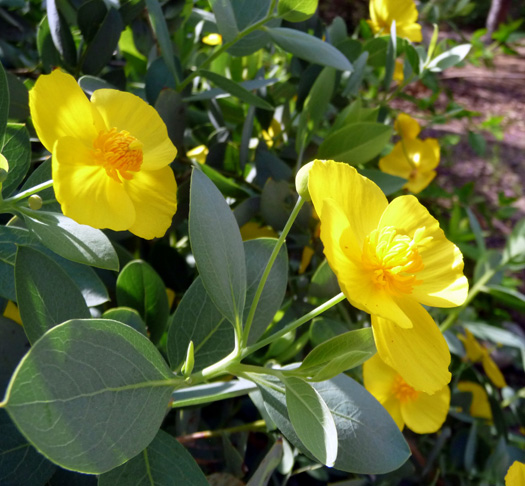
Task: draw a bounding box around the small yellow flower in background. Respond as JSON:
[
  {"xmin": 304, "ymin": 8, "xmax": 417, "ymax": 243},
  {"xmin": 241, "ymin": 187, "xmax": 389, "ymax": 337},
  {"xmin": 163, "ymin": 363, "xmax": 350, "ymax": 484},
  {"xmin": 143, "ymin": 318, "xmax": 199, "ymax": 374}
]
[
  {"xmin": 392, "ymin": 59, "xmax": 404, "ymax": 83},
  {"xmin": 368, "ymin": 0, "xmax": 422, "ymax": 42},
  {"xmin": 187, "ymin": 145, "xmax": 209, "ymax": 164},
  {"xmin": 459, "ymin": 328, "xmax": 507, "ymax": 388},
  {"xmin": 298, "ymin": 246, "xmax": 315, "ymax": 274},
  {"xmin": 3, "ymin": 301, "xmax": 22, "ymax": 325},
  {"xmin": 379, "ymin": 137, "xmax": 440, "ymax": 194},
  {"xmin": 364, "ymin": 354, "xmax": 450, "ymax": 433},
  {"xmin": 506, "ymin": 461, "xmax": 525, "ymax": 485},
  {"xmin": 240, "ymin": 222, "xmax": 278, "ymax": 241},
  {"xmin": 308, "ymin": 160, "xmax": 468, "ymax": 393},
  {"xmin": 202, "ymin": 33, "xmax": 222, "ymax": 46},
  {"xmin": 29, "ymin": 69, "xmax": 178, "ymax": 239},
  {"xmin": 394, "ymin": 113, "xmax": 421, "ymax": 140},
  {"xmin": 457, "ymin": 381, "xmax": 493, "ymax": 421},
  {"xmin": 262, "ymin": 119, "xmax": 283, "ymax": 149}
]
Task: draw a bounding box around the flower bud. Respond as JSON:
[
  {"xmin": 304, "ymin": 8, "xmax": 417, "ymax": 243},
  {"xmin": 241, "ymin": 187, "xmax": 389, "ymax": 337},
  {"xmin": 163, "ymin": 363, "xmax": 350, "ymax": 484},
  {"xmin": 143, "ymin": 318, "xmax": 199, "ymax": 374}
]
[
  {"xmin": 295, "ymin": 161, "xmax": 315, "ymax": 201},
  {"xmin": 28, "ymin": 195, "xmax": 43, "ymax": 210}
]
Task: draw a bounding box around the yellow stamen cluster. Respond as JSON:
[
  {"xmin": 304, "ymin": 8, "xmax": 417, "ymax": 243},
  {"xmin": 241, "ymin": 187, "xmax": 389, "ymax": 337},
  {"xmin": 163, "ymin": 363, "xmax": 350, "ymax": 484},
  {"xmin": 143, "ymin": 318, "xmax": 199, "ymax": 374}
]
[
  {"xmin": 391, "ymin": 374, "xmax": 419, "ymax": 403},
  {"xmin": 362, "ymin": 226, "xmax": 431, "ymax": 295},
  {"xmin": 93, "ymin": 128, "xmax": 143, "ymax": 183}
]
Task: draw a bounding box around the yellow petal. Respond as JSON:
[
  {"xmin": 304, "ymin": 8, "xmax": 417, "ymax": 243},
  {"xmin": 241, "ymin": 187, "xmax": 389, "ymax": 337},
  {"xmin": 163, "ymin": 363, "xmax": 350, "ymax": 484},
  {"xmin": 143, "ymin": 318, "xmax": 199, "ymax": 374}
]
[
  {"xmin": 392, "ymin": 59, "xmax": 404, "ymax": 83},
  {"xmin": 405, "ymin": 170, "xmax": 436, "ymax": 194},
  {"xmin": 29, "ymin": 69, "xmax": 103, "ymax": 153},
  {"xmin": 481, "ymin": 353, "xmax": 507, "ymax": 388},
  {"xmin": 309, "ymin": 160, "xmax": 388, "ymax": 246},
  {"xmin": 90, "ymin": 89, "xmax": 177, "ymax": 171},
  {"xmin": 363, "ymin": 353, "xmax": 398, "ymax": 403},
  {"xmin": 505, "ymin": 461, "xmax": 525, "ymax": 486},
  {"xmin": 397, "ymin": 22, "xmax": 422, "ymax": 43},
  {"xmin": 3, "ymin": 301, "xmax": 22, "ymax": 325},
  {"xmin": 402, "ymin": 385, "xmax": 450, "ymax": 434},
  {"xmin": 368, "ymin": 0, "xmax": 422, "ymax": 42},
  {"xmin": 394, "ymin": 113, "xmax": 420, "ymax": 139},
  {"xmin": 379, "ymin": 195, "xmax": 468, "ymax": 307},
  {"xmin": 53, "ymin": 137, "xmax": 135, "ymax": 230},
  {"xmin": 298, "ymin": 246, "xmax": 315, "ymax": 274},
  {"xmin": 124, "ymin": 166, "xmax": 178, "ymax": 239},
  {"xmin": 459, "ymin": 328, "xmax": 485, "ymax": 362},
  {"xmin": 457, "ymin": 381, "xmax": 492, "ymax": 421},
  {"xmin": 240, "ymin": 222, "xmax": 278, "ymax": 241},
  {"xmin": 202, "ymin": 33, "xmax": 222, "ymax": 46},
  {"xmin": 379, "ymin": 141, "xmax": 412, "ymax": 179},
  {"xmin": 372, "ymin": 300, "xmax": 451, "ymax": 394}
]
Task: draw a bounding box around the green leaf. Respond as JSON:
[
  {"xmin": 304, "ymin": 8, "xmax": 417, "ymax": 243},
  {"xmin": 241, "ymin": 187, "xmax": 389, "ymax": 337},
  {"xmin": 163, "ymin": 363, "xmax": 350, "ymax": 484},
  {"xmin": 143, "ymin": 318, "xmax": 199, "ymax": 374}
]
[
  {"xmin": 0, "ymin": 261, "xmax": 15, "ymax": 301},
  {"xmin": 145, "ymin": 0, "xmax": 180, "ymax": 84},
  {"xmin": 81, "ymin": 7, "xmax": 124, "ymax": 75},
  {"xmin": 256, "ymin": 373, "xmax": 410, "ymax": 473},
  {"xmin": 278, "ymin": 0, "xmax": 318, "ymax": 22},
  {"xmin": 359, "ymin": 169, "xmax": 406, "ymax": 195},
  {"xmin": 98, "ymin": 429, "xmax": 208, "ymax": 486},
  {"xmin": 284, "ymin": 376, "xmax": 338, "ymax": 467},
  {"xmin": 296, "ymin": 67, "xmax": 336, "ymax": 152},
  {"xmin": 293, "ymin": 328, "xmax": 376, "ymax": 381},
  {"xmin": 484, "ymin": 285, "xmax": 525, "ymax": 312},
  {"xmin": 427, "ymin": 44, "xmax": 471, "ymax": 72},
  {"xmin": 103, "ymin": 307, "xmax": 148, "ymax": 336},
  {"xmin": 37, "ymin": 16, "xmax": 61, "ymax": 73},
  {"xmin": 1, "ymin": 123, "xmax": 31, "ymax": 198},
  {"xmin": 21, "ymin": 210, "xmax": 119, "ymax": 271},
  {"xmin": 0, "ymin": 410, "xmax": 56, "ymax": 486},
  {"xmin": 15, "ymin": 246, "xmax": 90, "ymax": 344},
  {"xmin": 0, "ymin": 317, "xmax": 28, "ymax": 392},
  {"xmin": 78, "ymin": 0, "xmax": 107, "ymax": 42},
  {"xmin": 466, "ymin": 207, "xmax": 486, "ymax": 253},
  {"xmin": 0, "ymin": 61, "xmax": 8, "ymax": 142},
  {"xmin": 3, "ymin": 319, "xmax": 175, "ymax": 474},
  {"xmin": 183, "ymin": 77, "xmax": 279, "ymax": 103},
  {"xmin": 208, "ymin": 0, "xmax": 239, "ymax": 43},
  {"xmin": 383, "ymin": 22, "xmax": 397, "ymax": 89},
  {"xmin": 266, "ymin": 27, "xmax": 353, "ymax": 72},
  {"xmin": 200, "ymin": 163, "xmax": 252, "ymax": 199},
  {"xmin": 5, "ymin": 73, "xmax": 29, "ymax": 121},
  {"xmin": 244, "ymin": 238, "xmax": 288, "ymax": 345},
  {"xmin": 116, "ymin": 260, "xmax": 169, "ymax": 344},
  {"xmin": 246, "ymin": 437, "xmax": 283, "ymax": 486},
  {"xmin": 200, "ymin": 70, "xmax": 274, "ymax": 110},
  {"xmin": 46, "ymin": 0, "xmax": 77, "ymax": 67},
  {"xmin": 342, "ymin": 51, "xmax": 368, "ymax": 97},
  {"xmin": 318, "ymin": 122, "xmax": 392, "ymax": 164},
  {"xmin": 78, "ymin": 75, "xmax": 116, "ymax": 95},
  {"xmin": 309, "ymin": 259, "xmax": 340, "ymax": 299},
  {"xmin": 167, "ymin": 276, "xmax": 234, "ymax": 372},
  {"xmin": 171, "ymin": 380, "xmax": 258, "ymax": 408},
  {"xmin": 189, "ymin": 169, "xmax": 246, "ymax": 326},
  {"xmin": 503, "ymin": 219, "xmax": 525, "ymax": 267}
]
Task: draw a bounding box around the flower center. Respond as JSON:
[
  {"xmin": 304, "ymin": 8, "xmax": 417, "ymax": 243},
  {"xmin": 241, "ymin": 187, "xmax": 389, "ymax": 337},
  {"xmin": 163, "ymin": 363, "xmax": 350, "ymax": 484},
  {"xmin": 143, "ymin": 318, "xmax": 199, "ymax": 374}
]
[
  {"xmin": 362, "ymin": 226, "xmax": 430, "ymax": 295},
  {"xmin": 391, "ymin": 375, "xmax": 419, "ymax": 403},
  {"xmin": 92, "ymin": 128, "xmax": 143, "ymax": 183}
]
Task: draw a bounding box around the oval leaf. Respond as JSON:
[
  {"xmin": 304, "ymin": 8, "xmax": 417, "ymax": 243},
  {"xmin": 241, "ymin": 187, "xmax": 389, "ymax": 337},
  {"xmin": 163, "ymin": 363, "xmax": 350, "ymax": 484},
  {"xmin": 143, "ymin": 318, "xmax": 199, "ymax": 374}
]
[
  {"xmin": 189, "ymin": 169, "xmax": 246, "ymax": 326},
  {"xmin": 3, "ymin": 319, "xmax": 175, "ymax": 474},
  {"xmin": 318, "ymin": 122, "xmax": 392, "ymax": 164},
  {"xmin": 15, "ymin": 246, "xmax": 90, "ymax": 344},
  {"xmin": 284, "ymin": 376, "xmax": 338, "ymax": 467},
  {"xmin": 278, "ymin": 0, "xmax": 318, "ymax": 22},
  {"xmin": 266, "ymin": 27, "xmax": 352, "ymax": 72}
]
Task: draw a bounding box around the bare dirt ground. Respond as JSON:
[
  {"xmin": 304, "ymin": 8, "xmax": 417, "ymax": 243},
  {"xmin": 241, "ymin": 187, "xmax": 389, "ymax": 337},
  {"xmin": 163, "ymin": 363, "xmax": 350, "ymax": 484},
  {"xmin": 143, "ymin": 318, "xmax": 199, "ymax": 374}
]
[{"xmin": 392, "ymin": 44, "xmax": 525, "ymax": 237}]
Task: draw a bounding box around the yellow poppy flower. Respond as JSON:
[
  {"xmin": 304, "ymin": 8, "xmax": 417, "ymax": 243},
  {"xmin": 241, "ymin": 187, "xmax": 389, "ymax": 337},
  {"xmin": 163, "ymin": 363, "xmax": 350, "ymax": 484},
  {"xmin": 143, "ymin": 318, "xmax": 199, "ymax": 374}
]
[
  {"xmin": 308, "ymin": 160, "xmax": 468, "ymax": 393},
  {"xmin": 240, "ymin": 221, "xmax": 278, "ymax": 241},
  {"xmin": 363, "ymin": 354, "xmax": 450, "ymax": 433},
  {"xmin": 187, "ymin": 145, "xmax": 209, "ymax": 164},
  {"xmin": 29, "ymin": 69, "xmax": 178, "ymax": 239},
  {"xmin": 368, "ymin": 0, "xmax": 422, "ymax": 42},
  {"xmin": 394, "ymin": 113, "xmax": 420, "ymax": 140},
  {"xmin": 459, "ymin": 328, "xmax": 507, "ymax": 388},
  {"xmin": 457, "ymin": 381, "xmax": 492, "ymax": 421},
  {"xmin": 506, "ymin": 461, "xmax": 525, "ymax": 486},
  {"xmin": 202, "ymin": 33, "xmax": 222, "ymax": 46},
  {"xmin": 379, "ymin": 137, "xmax": 440, "ymax": 194}
]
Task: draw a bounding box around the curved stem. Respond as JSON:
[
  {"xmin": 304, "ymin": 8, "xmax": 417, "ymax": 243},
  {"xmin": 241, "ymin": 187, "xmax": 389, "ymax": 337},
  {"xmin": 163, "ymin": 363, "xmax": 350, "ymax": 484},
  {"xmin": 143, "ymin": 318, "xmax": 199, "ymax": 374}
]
[
  {"xmin": 242, "ymin": 196, "xmax": 305, "ymax": 347},
  {"xmin": 3, "ymin": 180, "xmax": 54, "ymax": 204},
  {"xmin": 242, "ymin": 292, "xmax": 346, "ymax": 358}
]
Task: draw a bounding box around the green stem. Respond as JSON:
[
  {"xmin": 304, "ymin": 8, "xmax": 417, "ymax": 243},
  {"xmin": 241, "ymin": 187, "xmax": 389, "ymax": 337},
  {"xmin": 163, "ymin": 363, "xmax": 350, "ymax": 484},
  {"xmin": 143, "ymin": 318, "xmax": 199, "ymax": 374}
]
[
  {"xmin": 177, "ymin": 420, "xmax": 267, "ymax": 441},
  {"xmin": 439, "ymin": 266, "xmax": 500, "ymax": 332},
  {"xmin": 242, "ymin": 196, "xmax": 306, "ymax": 347},
  {"xmin": 227, "ymin": 362, "xmax": 284, "ymax": 378},
  {"xmin": 242, "ymin": 292, "xmax": 346, "ymax": 358},
  {"xmin": 3, "ymin": 180, "xmax": 54, "ymax": 204},
  {"xmin": 177, "ymin": 13, "xmax": 277, "ymax": 93}
]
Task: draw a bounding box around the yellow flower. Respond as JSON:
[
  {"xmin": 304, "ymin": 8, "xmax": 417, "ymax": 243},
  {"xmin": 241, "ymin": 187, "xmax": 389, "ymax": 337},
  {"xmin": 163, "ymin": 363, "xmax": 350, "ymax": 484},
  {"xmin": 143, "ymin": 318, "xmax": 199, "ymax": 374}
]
[
  {"xmin": 3, "ymin": 301, "xmax": 22, "ymax": 325},
  {"xmin": 29, "ymin": 69, "xmax": 178, "ymax": 239},
  {"xmin": 363, "ymin": 354, "xmax": 450, "ymax": 433},
  {"xmin": 393, "ymin": 59, "xmax": 404, "ymax": 83},
  {"xmin": 298, "ymin": 246, "xmax": 315, "ymax": 274},
  {"xmin": 240, "ymin": 222, "xmax": 278, "ymax": 241},
  {"xmin": 202, "ymin": 33, "xmax": 222, "ymax": 46},
  {"xmin": 368, "ymin": 0, "xmax": 422, "ymax": 42},
  {"xmin": 187, "ymin": 145, "xmax": 209, "ymax": 164},
  {"xmin": 262, "ymin": 119, "xmax": 283, "ymax": 149},
  {"xmin": 457, "ymin": 381, "xmax": 492, "ymax": 421},
  {"xmin": 394, "ymin": 113, "xmax": 420, "ymax": 140},
  {"xmin": 379, "ymin": 138, "xmax": 440, "ymax": 194},
  {"xmin": 459, "ymin": 328, "xmax": 507, "ymax": 388},
  {"xmin": 308, "ymin": 160, "xmax": 468, "ymax": 393},
  {"xmin": 506, "ymin": 461, "xmax": 525, "ymax": 486}
]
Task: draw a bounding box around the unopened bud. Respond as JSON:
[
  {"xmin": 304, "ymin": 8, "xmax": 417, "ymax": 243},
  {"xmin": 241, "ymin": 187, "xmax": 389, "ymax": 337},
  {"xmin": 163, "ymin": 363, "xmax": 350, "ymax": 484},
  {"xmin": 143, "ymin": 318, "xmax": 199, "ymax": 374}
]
[
  {"xmin": 295, "ymin": 161, "xmax": 315, "ymax": 201},
  {"xmin": 28, "ymin": 195, "xmax": 43, "ymax": 210}
]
